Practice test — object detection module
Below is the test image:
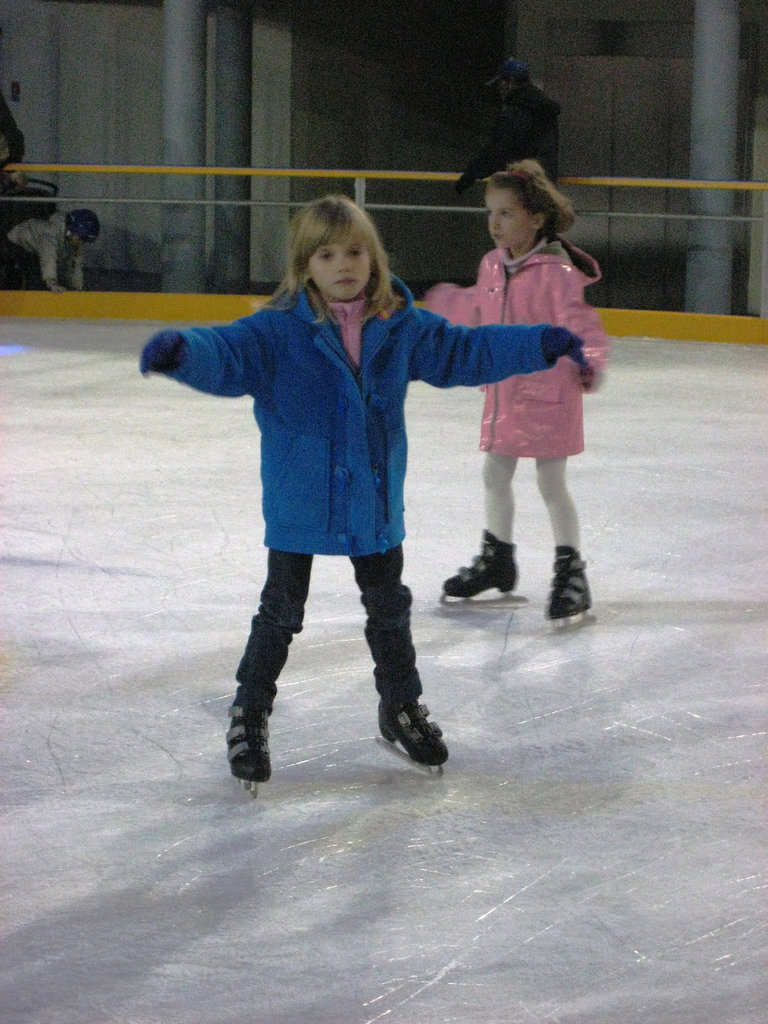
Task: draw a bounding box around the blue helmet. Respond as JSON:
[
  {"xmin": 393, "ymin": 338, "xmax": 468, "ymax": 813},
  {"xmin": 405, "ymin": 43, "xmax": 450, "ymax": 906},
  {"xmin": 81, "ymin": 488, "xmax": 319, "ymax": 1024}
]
[
  {"xmin": 65, "ymin": 208, "xmax": 100, "ymax": 242},
  {"xmin": 486, "ymin": 58, "xmax": 530, "ymax": 85}
]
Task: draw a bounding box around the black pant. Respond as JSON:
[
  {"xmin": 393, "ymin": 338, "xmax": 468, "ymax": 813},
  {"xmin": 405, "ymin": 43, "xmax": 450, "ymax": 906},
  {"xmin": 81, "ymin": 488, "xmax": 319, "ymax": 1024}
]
[
  {"xmin": 234, "ymin": 545, "xmax": 421, "ymax": 713},
  {"xmin": 2, "ymin": 240, "xmax": 43, "ymax": 289}
]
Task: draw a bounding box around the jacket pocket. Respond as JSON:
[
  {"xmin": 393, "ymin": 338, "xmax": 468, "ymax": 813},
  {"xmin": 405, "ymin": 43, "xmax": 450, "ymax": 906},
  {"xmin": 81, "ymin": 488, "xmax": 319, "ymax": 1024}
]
[
  {"xmin": 263, "ymin": 432, "xmax": 330, "ymax": 531},
  {"xmin": 386, "ymin": 430, "xmax": 407, "ymax": 521},
  {"xmin": 516, "ymin": 374, "xmax": 563, "ymax": 403}
]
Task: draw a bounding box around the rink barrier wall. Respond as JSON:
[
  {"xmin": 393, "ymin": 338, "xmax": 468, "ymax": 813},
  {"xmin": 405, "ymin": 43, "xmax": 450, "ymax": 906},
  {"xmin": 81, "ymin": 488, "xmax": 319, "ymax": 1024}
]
[
  {"xmin": 3, "ymin": 164, "xmax": 768, "ymax": 321},
  {"xmin": 0, "ymin": 290, "xmax": 766, "ymax": 344},
  {"xmin": 3, "ymin": 164, "xmax": 768, "ymax": 320}
]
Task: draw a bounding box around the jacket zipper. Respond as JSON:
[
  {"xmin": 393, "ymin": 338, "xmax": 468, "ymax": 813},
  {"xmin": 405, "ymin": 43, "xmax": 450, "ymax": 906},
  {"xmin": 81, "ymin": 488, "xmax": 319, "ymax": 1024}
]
[{"xmin": 488, "ymin": 274, "xmax": 510, "ymax": 450}]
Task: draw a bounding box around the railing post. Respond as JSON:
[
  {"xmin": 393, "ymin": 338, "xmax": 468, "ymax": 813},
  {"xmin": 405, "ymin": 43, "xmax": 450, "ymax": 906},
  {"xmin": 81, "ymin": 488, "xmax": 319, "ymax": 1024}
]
[
  {"xmin": 762, "ymin": 193, "xmax": 768, "ymax": 320},
  {"xmin": 354, "ymin": 176, "xmax": 366, "ymax": 208}
]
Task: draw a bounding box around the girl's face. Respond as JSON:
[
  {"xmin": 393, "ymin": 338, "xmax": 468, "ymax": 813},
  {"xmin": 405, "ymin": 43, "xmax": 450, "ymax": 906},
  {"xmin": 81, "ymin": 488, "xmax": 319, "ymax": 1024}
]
[
  {"xmin": 486, "ymin": 188, "xmax": 545, "ymax": 258},
  {"xmin": 307, "ymin": 234, "xmax": 372, "ymax": 303}
]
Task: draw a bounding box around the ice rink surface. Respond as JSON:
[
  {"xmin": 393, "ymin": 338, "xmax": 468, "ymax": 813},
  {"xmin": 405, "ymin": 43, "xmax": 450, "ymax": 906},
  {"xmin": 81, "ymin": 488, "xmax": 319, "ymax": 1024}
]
[{"xmin": 1, "ymin": 317, "xmax": 766, "ymax": 1024}]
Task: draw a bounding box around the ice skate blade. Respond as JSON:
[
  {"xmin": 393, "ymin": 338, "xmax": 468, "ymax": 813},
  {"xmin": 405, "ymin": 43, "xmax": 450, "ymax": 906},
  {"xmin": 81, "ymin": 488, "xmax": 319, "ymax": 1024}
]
[
  {"xmin": 440, "ymin": 592, "xmax": 527, "ymax": 607},
  {"xmin": 375, "ymin": 736, "xmax": 444, "ymax": 776},
  {"xmin": 238, "ymin": 778, "xmax": 260, "ymax": 797},
  {"xmin": 549, "ymin": 611, "xmax": 596, "ymax": 632}
]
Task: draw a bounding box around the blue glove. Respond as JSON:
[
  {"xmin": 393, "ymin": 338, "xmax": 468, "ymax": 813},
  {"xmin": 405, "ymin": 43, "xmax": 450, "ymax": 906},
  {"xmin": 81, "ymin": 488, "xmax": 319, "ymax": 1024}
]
[
  {"xmin": 140, "ymin": 330, "xmax": 188, "ymax": 375},
  {"xmin": 540, "ymin": 326, "xmax": 588, "ymax": 370}
]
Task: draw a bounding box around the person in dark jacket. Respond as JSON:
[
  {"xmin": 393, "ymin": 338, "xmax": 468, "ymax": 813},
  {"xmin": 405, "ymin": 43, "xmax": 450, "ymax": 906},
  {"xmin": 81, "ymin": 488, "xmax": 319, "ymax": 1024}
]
[
  {"xmin": 0, "ymin": 89, "xmax": 27, "ymax": 196},
  {"xmin": 455, "ymin": 58, "xmax": 560, "ymax": 195},
  {"xmin": 0, "ymin": 89, "xmax": 24, "ymax": 170},
  {"xmin": 139, "ymin": 194, "xmax": 587, "ymax": 793}
]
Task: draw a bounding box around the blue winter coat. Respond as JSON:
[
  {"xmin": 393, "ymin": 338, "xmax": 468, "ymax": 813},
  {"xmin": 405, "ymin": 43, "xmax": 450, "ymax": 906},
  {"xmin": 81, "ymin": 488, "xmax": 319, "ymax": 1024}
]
[{"xmin": 168, "ymin": 278, "xmax": 551, "ymax": 556}]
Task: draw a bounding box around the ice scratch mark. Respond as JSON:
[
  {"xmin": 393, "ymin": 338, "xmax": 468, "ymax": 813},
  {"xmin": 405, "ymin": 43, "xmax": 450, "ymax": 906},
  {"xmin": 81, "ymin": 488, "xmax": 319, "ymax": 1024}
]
[
  {"xmin": 522, "ymin": 919, "xmax": 562, "ymax": 945},
  {"xmin": 362, "ymin": 959, "xmax": 461, "ymax": 1024},
  {"xmin": 358, "ymin": 862, "xmax": 573, "ymax": 1023},
  {"xmin": 515, "ymin": 703, "xmax": 593, "ymax": 726},
  {"xmin": 684, "ymin": 918, "xmax": 747, "ymax": 945},
  {"xmin": 517, "ymin": 999, "xmax": 564, "ymax": 1022},
  {"xmin": 279, "ymin": 836, "xmax": 332, "ymax": 852},
  {"xmin": 156, "ymin": 835, "xmax": 195, "ymax": 858},
  {"xmin": 603, "ymin": 722, "xmax": 673, "ymax": 741},
  {"xmin": 475, "ymin": 863, "xmax": 565, "ymax": 924},
  {"xmin": 284, "ymin": 751, "xmax": 340, "ymax": 768}
]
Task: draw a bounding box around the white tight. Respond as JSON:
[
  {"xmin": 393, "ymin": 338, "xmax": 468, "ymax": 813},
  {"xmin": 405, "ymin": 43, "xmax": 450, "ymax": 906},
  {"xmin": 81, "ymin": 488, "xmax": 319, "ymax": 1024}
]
[{"xmin": 481, "ymin": 453, "xmax": 580, "ymax": 550}]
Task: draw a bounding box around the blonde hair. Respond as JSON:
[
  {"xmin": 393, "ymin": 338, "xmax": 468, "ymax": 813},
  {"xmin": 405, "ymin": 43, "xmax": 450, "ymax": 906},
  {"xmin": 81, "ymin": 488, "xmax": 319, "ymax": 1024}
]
[
  {"xmin": 486, "ymin": 158, "xmax": 575, "ymax": 240},
  {"xmin": 269, "ymin": 194, "xmax": 403, "ymax": 320}
]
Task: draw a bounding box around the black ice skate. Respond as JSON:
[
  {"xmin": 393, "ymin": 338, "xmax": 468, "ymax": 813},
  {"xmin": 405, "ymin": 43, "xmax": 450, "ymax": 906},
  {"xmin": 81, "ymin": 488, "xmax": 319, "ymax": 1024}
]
[
  {"xmin": 227, "ymin": 704, "xmax": 271, "ymax": 796},
  {"xmin": 442, "ymin": 530, "xmax": 517, "ymax": 599},
  {"xmin": 377, "ymin": 700, "xmax": 448, "ymax": 773},
  {"xmin": 548, "ymin": 547, "xmax": 594, "ymax": 629}
]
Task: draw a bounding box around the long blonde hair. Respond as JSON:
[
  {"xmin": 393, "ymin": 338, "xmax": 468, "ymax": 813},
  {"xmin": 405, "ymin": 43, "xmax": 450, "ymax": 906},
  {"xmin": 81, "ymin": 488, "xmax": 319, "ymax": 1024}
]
[
  {"xmin": 269, "ymin": 194, "xmax": 403, "ymax": 320},
  {"xmin": 487, "ymin": 158, "xmax": 575, "ymax": 241}
]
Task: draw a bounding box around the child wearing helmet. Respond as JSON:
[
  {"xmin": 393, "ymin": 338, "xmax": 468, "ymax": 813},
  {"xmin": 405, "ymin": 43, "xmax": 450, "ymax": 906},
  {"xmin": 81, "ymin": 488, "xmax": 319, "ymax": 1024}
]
[{"xmin": 6, "ymin": 207, "xmax": 100, "ymax": 291}]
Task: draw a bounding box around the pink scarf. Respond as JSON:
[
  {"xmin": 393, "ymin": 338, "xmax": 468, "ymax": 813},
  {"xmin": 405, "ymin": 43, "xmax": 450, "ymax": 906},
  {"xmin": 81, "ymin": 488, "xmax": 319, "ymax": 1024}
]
[{"xmin": 328, "ymin": 296, "xmax": 366, "ymax": 369}]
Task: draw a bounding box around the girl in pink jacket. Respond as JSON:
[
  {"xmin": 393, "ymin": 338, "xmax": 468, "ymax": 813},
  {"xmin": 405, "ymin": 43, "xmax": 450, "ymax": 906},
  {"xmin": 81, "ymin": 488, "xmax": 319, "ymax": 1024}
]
[{"xmin": 425, "ymin": 159, "xmax": 610, "ymax": 624}]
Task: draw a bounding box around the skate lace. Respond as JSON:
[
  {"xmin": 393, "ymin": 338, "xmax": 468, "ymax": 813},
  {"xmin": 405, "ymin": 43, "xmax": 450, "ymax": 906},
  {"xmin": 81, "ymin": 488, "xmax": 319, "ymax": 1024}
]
[
  {"xmin": 554, "ymin": 557, "xmax": 585, "ymax": 587},
  {"xmin": 458, "ymin": 553, "xmax": 490, "ymax": 580},
  {"xmin": 398, "ymin": 702, "xmax": 443, "ymax": 741},
  {"xmin": 227, "ymin": 705, "xmax": 269, "ymax": 756},
  {"xmin": 246, "ymin": 718, "xmax": 269, "ymax": 751}
]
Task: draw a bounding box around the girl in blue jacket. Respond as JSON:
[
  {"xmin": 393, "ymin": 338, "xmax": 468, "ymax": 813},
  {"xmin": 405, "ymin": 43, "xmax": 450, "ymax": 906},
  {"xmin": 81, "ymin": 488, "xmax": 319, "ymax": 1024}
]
[{"xmin": 140, "ymin": 194, "xmax": 586, "ymax": 792}]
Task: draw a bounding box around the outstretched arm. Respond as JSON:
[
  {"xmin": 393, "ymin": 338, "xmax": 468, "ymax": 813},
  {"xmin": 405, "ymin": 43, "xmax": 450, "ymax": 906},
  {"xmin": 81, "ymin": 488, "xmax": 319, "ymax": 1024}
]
[
  {"xmin": 139, "ymin": 319, "xmax": 270, "ymax": 399},
  {"xmin": 456, "ymin": 107, "xmax": 533, "ymax": 193},
  {"xmin": 410, "ymin": 309, "xmax": 586, "ymax": 388},
  {"xmin": 423, "ymin": 282, "xmax": 482, "ymax": 327}
]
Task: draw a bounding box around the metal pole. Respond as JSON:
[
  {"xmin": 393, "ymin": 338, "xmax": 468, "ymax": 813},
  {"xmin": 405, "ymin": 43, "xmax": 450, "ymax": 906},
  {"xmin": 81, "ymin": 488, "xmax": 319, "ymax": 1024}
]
[
  {"xmin": 162, "ymin": 0, "xmax": 207, "ymax": 293},
  {"xmin": 213, "ymin": 2, "xmax": 252, "ymax": 294},
  {"xmin": 684, "ymin": 0, "xmax": 740, "ymax": 314}
]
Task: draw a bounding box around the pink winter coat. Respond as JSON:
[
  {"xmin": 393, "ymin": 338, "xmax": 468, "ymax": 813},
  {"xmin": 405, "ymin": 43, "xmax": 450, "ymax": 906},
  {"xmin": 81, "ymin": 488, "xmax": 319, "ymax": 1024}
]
[{"xmin": 424, "ymin": 240, "xmax": 610, "ymax": 457}]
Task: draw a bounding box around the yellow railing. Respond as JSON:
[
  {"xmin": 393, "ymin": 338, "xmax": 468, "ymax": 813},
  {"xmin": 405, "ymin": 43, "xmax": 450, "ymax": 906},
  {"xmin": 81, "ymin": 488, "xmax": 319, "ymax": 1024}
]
[
  {"xmin": 562, "ymin": 176, "xmax": 768, "ymax": 192},
  {"xmin": 7, "ymin": 163, "xmax": 456, "ymax": 181},
  {"xmin": 9, "ymin": 163, "xmax": 768, "ymax": 190}
]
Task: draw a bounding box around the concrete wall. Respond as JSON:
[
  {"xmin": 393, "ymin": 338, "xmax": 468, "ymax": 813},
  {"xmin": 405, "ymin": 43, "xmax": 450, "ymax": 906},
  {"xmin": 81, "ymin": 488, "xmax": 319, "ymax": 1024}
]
[
  {"xmin": 512, "ymin": 0, "xmax": 765, "ymax": 313},
  {"xmin": 1, "ymin": 0, "xmax": 165, "ymax": 287},
  {"xmin": 1, "ymin": 0, "xmax": 766, "ymax": 311}
]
